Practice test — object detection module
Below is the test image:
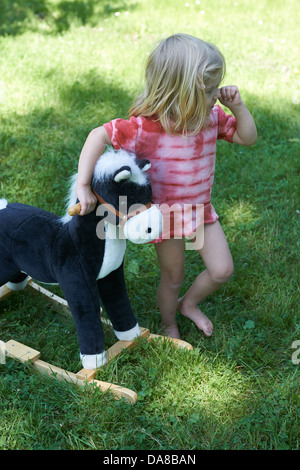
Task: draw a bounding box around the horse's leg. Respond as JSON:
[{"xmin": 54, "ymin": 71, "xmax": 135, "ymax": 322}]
[
  {"xmin": 97, "ymin": 263, "xmax": 140, "ymax": 340},
  {"xmin": 56, "ymin": 271, "xmax": 106, "ymax": 369}
]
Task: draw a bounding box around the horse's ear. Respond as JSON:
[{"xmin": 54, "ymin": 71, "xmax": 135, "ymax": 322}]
[
  {"xmin": 138, "ymin": 159, "xmax": 151, "ymax": 172},
  {"xmin": 114, "ymin": 165, "xmax": 131, "ymax": 182}
]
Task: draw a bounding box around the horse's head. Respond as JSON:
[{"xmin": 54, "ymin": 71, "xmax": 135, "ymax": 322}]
[{"xmin": 91, "ymin": 148, "xmax": 162, "ymax": 244}]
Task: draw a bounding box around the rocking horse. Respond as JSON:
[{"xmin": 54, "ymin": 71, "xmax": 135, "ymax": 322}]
[{"xmin": 0, "ymin": 148, "xmax": 193, "ymax": 402}]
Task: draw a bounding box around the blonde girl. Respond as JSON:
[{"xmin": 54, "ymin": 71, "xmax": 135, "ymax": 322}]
[{"xmin": 76, "ymin": 34, "xmax": 257, "ymax": 339}]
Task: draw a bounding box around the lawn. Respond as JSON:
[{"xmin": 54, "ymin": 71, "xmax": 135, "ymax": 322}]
[{"xmin": 0, "ymin": 0, "xmax": 299, "ymax": 451}]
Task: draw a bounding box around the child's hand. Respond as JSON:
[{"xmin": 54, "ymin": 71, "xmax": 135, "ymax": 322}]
[
  {"xmin": 218, "ymin": 86, "xmax": 242, "ymax": 109},
  {"xmin": 76, "ymin": 184, "xmax": 97, "ymax": 215}
]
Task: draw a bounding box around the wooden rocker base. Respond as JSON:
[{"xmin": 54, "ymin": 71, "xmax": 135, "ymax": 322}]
[
  {"xmin": 0, "ymin": 280, "xmax": 193, "ymax": 403},
  {"xmin": 0, "ymin": 283, "xmax": 16, "ymax": 301}
]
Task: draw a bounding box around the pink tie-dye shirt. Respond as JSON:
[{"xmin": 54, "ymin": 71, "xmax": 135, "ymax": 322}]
[{"xmin": 104, "ymin": 105, "xmax": 236, "ymax": 241}]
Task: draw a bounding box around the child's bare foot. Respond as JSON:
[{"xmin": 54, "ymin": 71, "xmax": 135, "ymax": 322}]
[
  {"xmin": 161, "ymin": 323, "xmax": 181, "ymax": 339},
  {"xmin": 177, "ymin": 298, "xmax": 213, "ymax": 336}
]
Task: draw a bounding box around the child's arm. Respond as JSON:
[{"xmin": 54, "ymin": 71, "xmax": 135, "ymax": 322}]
[
  {"xmin": 76, "ymin": 126, "xmax": 112, "ymax": 215},
  {"xmin": 219, "ymin": 86, "xmax": 257, "ymax": 146}
]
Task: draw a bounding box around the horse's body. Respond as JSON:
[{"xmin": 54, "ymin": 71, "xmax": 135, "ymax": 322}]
[{"xmin": 0, "ymin": 149, "xmax": 162, "ymax": 368}]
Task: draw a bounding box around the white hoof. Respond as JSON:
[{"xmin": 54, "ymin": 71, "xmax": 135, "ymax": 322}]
[
  {"xmin": 80, "ymin": 351, "xmax": 107, "ymax": 369},
  {"xmin": 114, "ymin": 323, "xmax": 141, "ymax": 341},
  {"xmin": 5, "ymin": 277, "xmax": 28, "ymax": 291}
]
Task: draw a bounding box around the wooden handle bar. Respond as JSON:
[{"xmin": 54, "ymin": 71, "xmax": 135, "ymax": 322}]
[{"xmin": 68, "ymin": 203, "xmax": 81, "ymax": 216}]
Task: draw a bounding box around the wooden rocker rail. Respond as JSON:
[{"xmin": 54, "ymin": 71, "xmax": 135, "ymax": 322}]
[{"xmin": 0, "ymin": 280, "xmax": 193, "ymax": 404}]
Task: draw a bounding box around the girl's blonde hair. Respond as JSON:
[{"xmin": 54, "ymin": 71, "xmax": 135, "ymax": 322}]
[{"xmin": 129, "ymin": 33, "xmax": 226, "ymax": 135}]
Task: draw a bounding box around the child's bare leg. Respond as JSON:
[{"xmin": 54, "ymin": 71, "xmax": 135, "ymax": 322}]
[
  {"xmin": 155, "ymin": 238, "xmax": 185, "ymax": 339},
  {"xmin": 178, "ymin": 221, "xmax": 234, "ymax": 336}
]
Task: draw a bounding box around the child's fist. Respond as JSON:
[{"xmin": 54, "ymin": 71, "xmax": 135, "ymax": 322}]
[
  {"xmin": 219, "ymin": 86, "xmax": 242, "ymax": 108},
  {"xmin": 75, "ymin": 185, "xmax": 97, "ymax": 216}
]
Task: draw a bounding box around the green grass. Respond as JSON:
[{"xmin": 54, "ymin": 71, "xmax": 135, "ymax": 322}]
[{"xmin": 0, "ymin": 0, "xmax": 299, "ymax": 450}]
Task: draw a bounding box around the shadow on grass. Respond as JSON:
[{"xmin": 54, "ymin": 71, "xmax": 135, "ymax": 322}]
[
  {"xmin": 0, "ymin": 0, "xmax": 136, "ymax": 36},
  {"xmin": 0, "ymin": 70, "xmax": 134, "ymax": 211}
]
